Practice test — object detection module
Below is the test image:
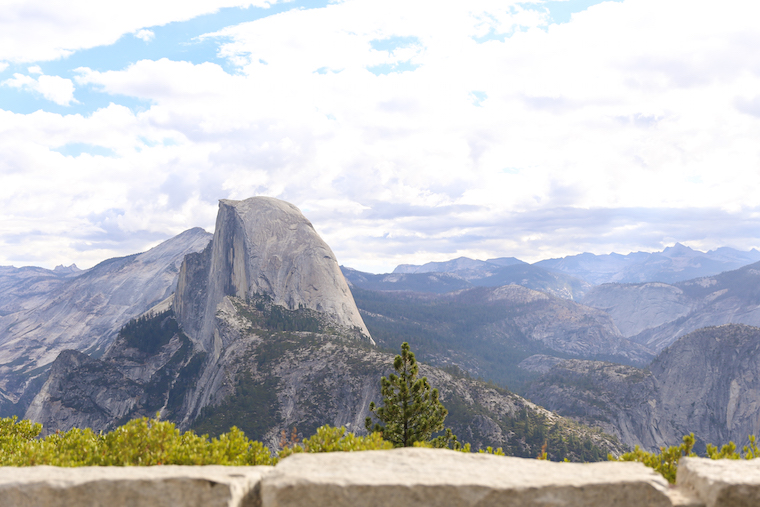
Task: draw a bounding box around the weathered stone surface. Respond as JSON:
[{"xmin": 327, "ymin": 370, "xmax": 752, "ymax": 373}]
[
  {"xmin": 174, "ymin": 197, "xmax": 371, "ymax": 353},
  {"xmin": 262, "ymin": 447, "xmax": 673, "ymax": 507},
  {"xmin": 678, "ymin": 457, "xmax": 760, "ymax": 507},
  {"xmin": 0, "ymin": 465, "xmax": 271, "ymax": 507}
]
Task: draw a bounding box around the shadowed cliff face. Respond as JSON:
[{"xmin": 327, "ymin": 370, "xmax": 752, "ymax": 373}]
[
  {"xmin": 525, "ymin": 324, "xmax": 760, "ymax": 452},
  {"xmin": 174, "ymin": 197, "xmax": 371, "ymax": 353},
  {"xmin": 0, "ymin": 228, "xmax": 212, "ymax": 416}
]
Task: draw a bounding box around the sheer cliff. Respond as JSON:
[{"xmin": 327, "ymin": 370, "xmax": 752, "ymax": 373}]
[
  {"xmin": 525, "ymin": 324, "xmax": 760, "ymax": 452},
  {"xmin": 0, "ymin": 228, "xmax": 212, "ymax": 417}
]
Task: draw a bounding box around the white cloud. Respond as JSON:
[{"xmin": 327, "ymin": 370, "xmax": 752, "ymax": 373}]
[
  {"xmin": 0, "ymin": 0, "xmax": 281, "ymax": 63},
  {"xmin": 3, "ymin": 0, "xmax": 760, "ymax": 271},
  {"xmin": 0, "ymin": 62, "xmax": 8, "ymax": 73},
  {"xmin": 134, "ymin": 29, "xmax": 155, "ymax": 42},
  {"xmin": 27, "ymin": 65, "xmax": 42, "ymax": 74},
  {"xmin": 3, "ymin": 73, "xmax": 78, "ymax": 105}
]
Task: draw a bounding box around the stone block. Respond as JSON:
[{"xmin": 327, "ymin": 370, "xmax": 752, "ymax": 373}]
[
  {"xmin": 678, "ymin": 457, "xmax": 760, "ymax": 507},
  {"xmin": 0, "ymin": 465, "xmax": 272, "ymax": 507},
  {"xmin": 261, "ymin": 447, "xmax": 674, "ymax": 506}
]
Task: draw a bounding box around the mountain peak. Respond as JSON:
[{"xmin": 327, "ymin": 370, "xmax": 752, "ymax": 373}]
[
  {"xmin": 53, "ymin": 263, "xmax": 80, "ymax": 274},
  {"xmin": 174, "ymin": 196, "xmax": 372, "ymax": 347},
  {"xmin": 662, "ymin": 243, "xmax": 699, "ymax": 256}
]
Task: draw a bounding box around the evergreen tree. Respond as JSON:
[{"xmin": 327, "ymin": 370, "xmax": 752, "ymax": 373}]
[{"xmin": 365, "ymin": 342, "xmax": 449, "ymax": 447}]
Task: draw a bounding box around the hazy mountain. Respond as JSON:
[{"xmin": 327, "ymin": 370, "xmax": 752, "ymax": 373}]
[
  {"xmin": 341, "ymin": 268, "xmax": 472, "ymax": 294},
  {"xmin": 344, "ymin": 263, "xmax": 591, "ymax": 301},
  {"xmin": 394, "ymin": 256, "xmax": 525, "ymax": 274},
  {"xmin": 536, "ymin": 243, "xmax": 760, "ymax": 285},
  {"xmin": 389, "ymin": 244, "xmax": 760, "ymax": 290},
  {"xmin": 0, "ymin": 228, "xmax": 212, "ymax": 417},
  {"xmin": 581, "ymin": 260, "xmax": 760, "ymax": 352},
  {"xmin": 524, "ymin": 324, "xmax": 760, "ymax": 452}
]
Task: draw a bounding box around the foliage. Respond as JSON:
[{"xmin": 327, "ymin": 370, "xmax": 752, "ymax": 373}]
[
  {"xmin": 279, "ymin": 425, "xmax": 393, "ymax": 458},
  {"xmin": 705, "ymin": 434, "xmax": 760, "ymax": 460},
  {"xmin": 611, "ymin": 434, "xmax": 696, "ymax": 484},
  {"xmin": 365, "ymin": 342, "xmax": 450, "ymax": 447},
  {"xmin": 610, "ymin": 433, "xmax": 760, "ymax": 484},
  {"xmin": 0, "ymin": 415, "xmax": 275, "ymax": 466},
  {"xmin": 118, "ymin": 310, "xmax": 180, "ymax": 354},
  {"xmin": 192, "ymin": 372, "xmax": 280, "ymax": 440}
]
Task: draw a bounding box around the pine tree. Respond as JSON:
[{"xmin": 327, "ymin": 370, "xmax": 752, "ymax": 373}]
[{"xmin": 365, "ymin": 342, "xmax": 449, "ymax": 447}]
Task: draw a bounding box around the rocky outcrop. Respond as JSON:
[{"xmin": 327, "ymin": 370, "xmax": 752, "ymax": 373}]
[
  {"xmin": 0, "ymin": 228, "xmax": 212, "ymax": 416},
  {"xmin": 581, "ymin": 261, "xmax": 760, "ymax": 352},
  {"xmin": 25, "ymin": 311, "xmax": 198, "ymax": 435},
  {"xmin": 524, "ymin": 360, "xmax": 662, "ymax": 450},
  {"xmin": 174, "ymin": 198, "xmax": 371, "ymax": 353},
  {"xmin": 526, "ymin": 324, "xmax": 760, "ymax": 451}
]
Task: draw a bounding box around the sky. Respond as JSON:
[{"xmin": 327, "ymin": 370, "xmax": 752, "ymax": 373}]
[{"xmin": 1, "ymin": 0, "xmax": 760, "ymax": 273}]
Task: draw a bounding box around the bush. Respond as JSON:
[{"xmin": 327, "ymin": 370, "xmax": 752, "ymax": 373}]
[
  {"xmin": 279, "ymin": 425, "xmax": 393, "ymax": 458},
  {"xmin": 0, "ymin": 415, "xmax": 275, "ymax": 466},
  {"xmin": 609, "ymin": 433, "xmax": 760, "ymax": 484}
]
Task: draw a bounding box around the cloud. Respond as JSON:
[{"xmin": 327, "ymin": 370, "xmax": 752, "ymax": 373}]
[
  {"xmin": 0, "ymin": 62, "xmax": 8, "ymax": 73},
  {"xmin": 134, "ymin": 29, "xmax": 155, "ymax": 42},
  {"xmin": 2, "ymin": 73, "xmax": 78, "ymax": 105},
  {"xmin": 2, "ymin": 0, "xmax": 760, "ymax": 272}
]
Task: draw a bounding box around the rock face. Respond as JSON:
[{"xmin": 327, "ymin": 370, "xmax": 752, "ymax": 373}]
[
  {"xmin": 0, "ymin": 228, "xmax": 212, "ymax": 417},
  {"xmin": 525, "ymin": 324, "xmax": 760, "ymax": 451},
  {"xmin": 175, "ymin": 198, "xmax": 370, "ymax": 353},
  {"xmin": 582, "ymin": 261, "xmax": 760, "ymax": 352},
  {"xmin": 24, "ymin": 312, "xmax": 197, "ymax": 435},
  {"xmin": 263, "ymin": 448, "xmax": 673, "ymax": 507}
]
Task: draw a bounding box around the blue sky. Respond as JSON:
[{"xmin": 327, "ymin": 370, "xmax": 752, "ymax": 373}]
[{"xmin": 1, "ymin": 0, "xmax": 759, "ymax": 272}]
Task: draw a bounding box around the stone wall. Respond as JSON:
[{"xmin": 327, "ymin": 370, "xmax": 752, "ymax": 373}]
[{"xmin": 0, "ymin": 448, "xmax": 756, "ymax": 506}]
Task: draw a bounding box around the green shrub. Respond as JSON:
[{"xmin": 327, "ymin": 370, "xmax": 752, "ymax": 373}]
[
  {"xmin": 279, "ymin": 425, "xmax": 392, "ymax": 458},
  {"xmin": 610, "ymin": 433, "xmax": 760, "ymax": 484},
  {"xmin": 0, "ymin": 415, "xmax": 275, "ymax": 467}
]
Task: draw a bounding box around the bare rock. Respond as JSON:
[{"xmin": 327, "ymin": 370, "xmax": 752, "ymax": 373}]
[
  {"xmin": 262, "ymin": 447, "xmax": 673, "ymax": 507},
  {"xmin": 0, "ymin": 465, "xmax": 270, "ymax": 507},
  {"xmin": 678, "ymin": 457, "xmax": 760, "ymax": 507},
  {"xmin": 174, "ymin": 197, "xmax": 371, "ymax": 352}
]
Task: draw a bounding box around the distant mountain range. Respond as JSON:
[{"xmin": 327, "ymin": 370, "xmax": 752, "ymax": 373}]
[
  {"xmin": 581, "ymin": 259, "xmax": 760, "ymax": 352},
  {"xmin": 536, "ymin": 243, "xmax": 760, "ymax": 285},
  {"xmin": 367, "ymin": 244, "xmax": 760, "ymax": 292},
  {"xmin": 343, "ymin": 264, "xmax": 590, "ymax": 300}
]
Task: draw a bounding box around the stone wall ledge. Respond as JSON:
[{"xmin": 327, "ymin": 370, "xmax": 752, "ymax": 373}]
[{"xmin": 1, "ymin": 449, "xmax": 756, "ymax": 507}]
